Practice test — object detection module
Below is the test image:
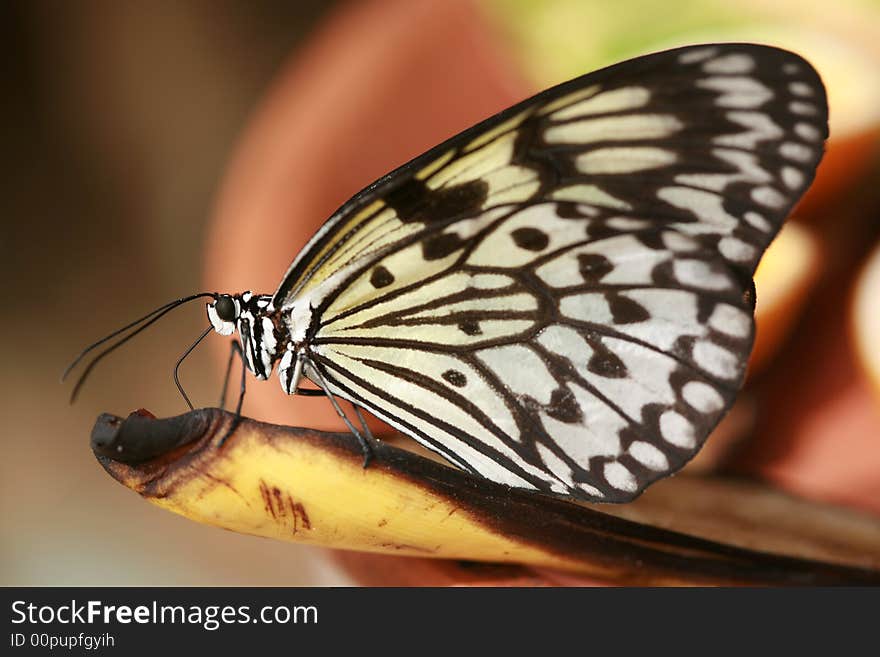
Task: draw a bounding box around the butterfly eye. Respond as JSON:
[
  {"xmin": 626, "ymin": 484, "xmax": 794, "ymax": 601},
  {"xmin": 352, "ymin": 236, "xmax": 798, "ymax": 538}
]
[{"xmin": 215, "ymin": 296, "xmax": 237, "ymax": 322}]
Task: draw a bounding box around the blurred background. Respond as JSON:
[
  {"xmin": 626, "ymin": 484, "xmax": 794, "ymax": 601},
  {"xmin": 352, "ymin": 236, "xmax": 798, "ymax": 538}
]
[
  {"xmin": 3, "ymin": 0, "xmax": 879, "ymax": 586},
  {"xmin": 2, "ymin": 0, "xmax": 343, "ymax": 585}
]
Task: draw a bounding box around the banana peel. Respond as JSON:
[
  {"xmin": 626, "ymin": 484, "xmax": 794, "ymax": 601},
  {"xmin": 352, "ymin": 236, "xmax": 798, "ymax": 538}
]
[{"xmin": 92, "ymin": 409, "xmax": 880, "ymax": 585}]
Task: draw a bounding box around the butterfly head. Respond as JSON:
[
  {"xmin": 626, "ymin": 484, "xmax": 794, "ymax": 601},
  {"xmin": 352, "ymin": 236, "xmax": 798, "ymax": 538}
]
[{"xmin": 207, "ymin": 292, "xmax": 281, "ymax": 380}]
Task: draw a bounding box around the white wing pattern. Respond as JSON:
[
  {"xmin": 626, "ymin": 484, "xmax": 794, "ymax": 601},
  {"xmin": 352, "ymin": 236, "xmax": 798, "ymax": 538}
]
[{"xmin": 274, "ymin": 44, "xmax": 827, "ymax": 502}]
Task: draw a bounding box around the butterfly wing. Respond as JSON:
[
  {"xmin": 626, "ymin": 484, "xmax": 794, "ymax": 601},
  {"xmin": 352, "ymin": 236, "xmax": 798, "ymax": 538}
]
[{"xmin": 275, "ymin": 44, "xmax": 827, "ymax": 501}]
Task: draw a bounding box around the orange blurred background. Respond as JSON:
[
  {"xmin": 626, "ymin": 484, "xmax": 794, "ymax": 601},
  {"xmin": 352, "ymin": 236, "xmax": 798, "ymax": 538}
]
[
  {"xmin": 3, "ymin": 0, "xmax": 879, "ymax": 586},
  {"xmin": 1, "ymin": 0, "xmax": 346, "ymax": 585}
]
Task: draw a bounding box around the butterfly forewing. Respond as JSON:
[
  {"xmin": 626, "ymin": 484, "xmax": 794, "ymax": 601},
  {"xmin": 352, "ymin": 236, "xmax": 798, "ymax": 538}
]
[{"xmin": 274, "ymin": 44, "xmax": 827, "ymax": 501}]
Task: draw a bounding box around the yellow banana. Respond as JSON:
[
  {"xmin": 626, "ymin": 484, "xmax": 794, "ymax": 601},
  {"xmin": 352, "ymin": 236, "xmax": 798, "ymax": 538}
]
[{"xmin": 91, "ymin": 408, "xmax": 880, "ymax": 585}]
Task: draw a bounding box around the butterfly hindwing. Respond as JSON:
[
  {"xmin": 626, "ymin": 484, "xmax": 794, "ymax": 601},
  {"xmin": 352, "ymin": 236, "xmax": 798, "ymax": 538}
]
[{"xmin": 276, "ymin": 43, "xmax": 827, "ymax": 501}]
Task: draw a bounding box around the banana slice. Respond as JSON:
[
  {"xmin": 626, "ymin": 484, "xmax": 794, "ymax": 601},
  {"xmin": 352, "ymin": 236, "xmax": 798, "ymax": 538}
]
[{"xmin": 92, "ymin": 409, "xmax": 880, "ymax": 585}]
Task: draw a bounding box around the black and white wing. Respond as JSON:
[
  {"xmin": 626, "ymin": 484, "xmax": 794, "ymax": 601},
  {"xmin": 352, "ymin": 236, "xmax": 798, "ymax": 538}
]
[{"xmin": 274, "ymin": 44, "xmax": 828, "ymax": 502}]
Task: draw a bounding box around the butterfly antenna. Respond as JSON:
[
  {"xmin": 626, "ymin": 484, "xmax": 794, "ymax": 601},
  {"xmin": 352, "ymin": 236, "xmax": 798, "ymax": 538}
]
[{"xmin": 63, "ymin": 292, "xmax": 217, "ymax": 403}]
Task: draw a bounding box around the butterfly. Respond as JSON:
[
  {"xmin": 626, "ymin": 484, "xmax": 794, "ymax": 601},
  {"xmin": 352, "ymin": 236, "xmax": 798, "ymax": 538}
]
[{"xmin": 69, "ymin": 43, "xmax": 827, "ymax": 503}]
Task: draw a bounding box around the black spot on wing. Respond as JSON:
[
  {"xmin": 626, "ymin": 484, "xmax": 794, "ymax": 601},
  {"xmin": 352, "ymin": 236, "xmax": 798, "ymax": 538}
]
[
  {"xmin": 370, "ymin": 265, "xmax": 395, "ymax": 288},
  {"xmin": 578, "ymin": 253, "xmax": 614, "ymax": 284},
  {"xmin": 636, "ymin": 231, "xmax": 669, "ymax": 251},
  {"xmin": 511, "ymin": 227, "xmax": 550, "ymax": 251},
  {"xmin": 545, "ymin": 387, "xmax": 583, "ymax": 423},
  {"xmin": 458, "ymin": 319, "xmax": 482, "ymax": 336},
  {"xmin": 555, "ymin": 201, "xmax": 590, "ymax": 219},
  {"xmin": 385, "ymin": 177, "xmax": 489, "ymax": 224},
  {"xmin": 384, "ymin": 178, "xmax": 428, "ymax": 220},
  {"xmin": 442, "ymin": 369, "xmax": 467, "ymax": 387},
  {"xmin": 587, "ymin": 341, "xmax": 628, "ymax": 378},
  {"xmin": 422, "ymin": 233, "xmax": 464, "ymax": 260},
  {"xmin": 583, "ymin": 222, "xmax": 619, "ymax": 241},
  {"xmin": 608, "ymin": 294, "xmax": 650, "ymax": 324}
]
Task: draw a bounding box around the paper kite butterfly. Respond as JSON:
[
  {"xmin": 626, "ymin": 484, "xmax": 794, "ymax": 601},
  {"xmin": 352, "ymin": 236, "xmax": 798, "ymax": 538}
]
[{"xmin": 67, "ymin": 44, "xmax": 828, "ymax": 502}]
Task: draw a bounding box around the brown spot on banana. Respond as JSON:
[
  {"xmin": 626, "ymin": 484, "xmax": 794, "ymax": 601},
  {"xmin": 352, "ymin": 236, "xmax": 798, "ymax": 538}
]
[
  {"xmin": 91, "ymin": 409, "xmax": 880, "ymax": 585},
  {"xmin": 257, "ymin": 480, "xmax": 312, "ymax": 535}
]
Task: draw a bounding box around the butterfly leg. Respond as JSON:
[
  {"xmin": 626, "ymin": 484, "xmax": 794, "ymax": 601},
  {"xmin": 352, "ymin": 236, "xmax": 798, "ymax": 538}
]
[
  {"xmin": 173, "ymin": 326, "xmax": 212, "ymax": 410},
  {"xmin": 281, "ymin": 344, "xmax": 329, "ymax": 396},
  {"xmin": 353, "ymin": 404, "xmax": 375, "ymax": 442},
  {"xmin": 301, "ymin": 351, "xmax": 374, "ymax": 468},
  {"xmin": 217, "ymin": 336, "xmax": 247, "ymax": 448},
  {"xmin": 217, "ymin": 338, "xmax": 239, "ymax": 409}
]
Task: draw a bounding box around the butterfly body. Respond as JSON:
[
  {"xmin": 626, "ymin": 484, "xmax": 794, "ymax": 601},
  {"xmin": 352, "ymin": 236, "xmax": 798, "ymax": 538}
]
[{"xmin": 204, "ymin": 44, "xmax": 827, "ymax": 502}]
